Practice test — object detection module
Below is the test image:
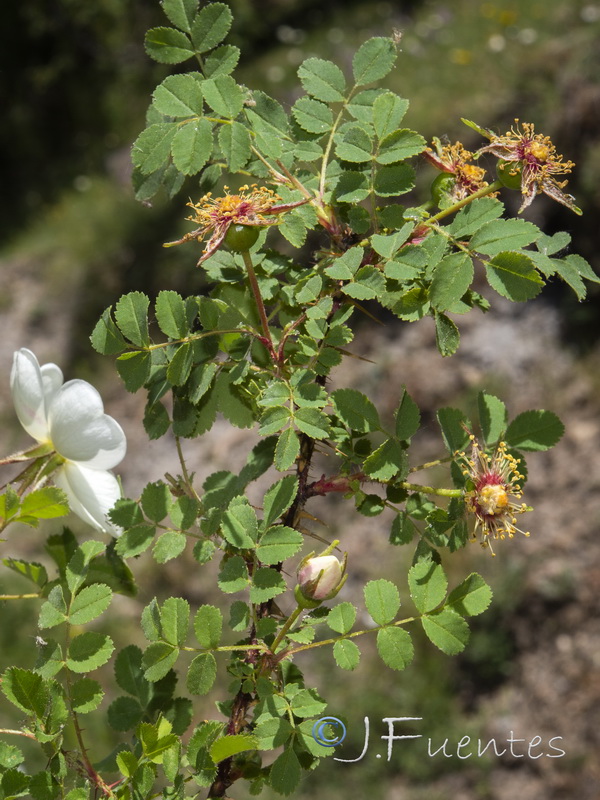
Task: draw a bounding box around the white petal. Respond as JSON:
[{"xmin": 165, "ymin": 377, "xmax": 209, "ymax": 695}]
[
  {"xmin": 10, "ymin": 348, "xmax": 62, "ymax": 442},
  {"xmin": 48, "ymin": 379, "xmax": 127, "ymax": 469},
  {"xmin": 54, "ymin": 462, "xmax": 123, "ymax": 537}
]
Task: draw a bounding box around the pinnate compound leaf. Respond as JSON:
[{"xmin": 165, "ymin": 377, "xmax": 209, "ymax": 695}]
[
  {"xmin": 408, "ymin": 560, "xmax": 447, "ymax": 613},
  {"xmin": 364, "ymin": 579, "xmax": 400, "ymax": 625},
  {"xmin": 204, "ymin": 44, "xmax": 241, "ymax": 77},
  {"xmin": 376, "ymin": 627, "xmax": 414, "ymax": 670},
  {"xmin": 218, "ymin": 555, "xmax": 249, "ymax": 593},
  {"xmin": 333, "ymin": 639, "xmax": 360, "ymax": 670},
  {"xmin": 249, "ymin": 567, "xmax": 286, "ymax": 603},
  {"xmin": 352, "ymin": 37, "xmax": 397, "ymax": 85},
  {"xmin": 470, "ymin": 218, "xmax": 540, "ymax": 256},
  {"xmin": 395, "ymin": 388, "xmax": 420, "ymax": 440},
  {"xmin": 171, "ymin": 118, "xmax": 213, "ymax": 175},
  {"xmin": 218, "ymin": 121, "xmax": 251, "ymax": 172},
  {"xmin": 504, "ymin": 410, "xmax": 564, "ymax": 451},
  {"xmin": 363, "ymin": 438, "xmax": 407, "ymax": 481},
  {"xmin": 478, "ymin": 392, "xmax": 507, "ymax": 445},
  {"xmin": 221, "ymin": 500, "xmax": 258, "ymax": 548},
  {"xmin": 421, "ymin": 608, "xmax": 469, "ymax": 655},
  {"xmin": 90, "ymin": 308, "xmax": 128, "ymax": 354},
  {"xmin": 69, "ymin": 584, "xmax": 112, "ymax": 625},
  {"xmin": 132, "ymin": 122, "xmax": 178, "ymax": 175},
  {"xmin": 190, "ymin": 3, "xmax": 233, "ymax": 53},
  {"xmin": 142, "ymin": 642, "xmax": 178, "ymax": 682},
  {"xmin": 447, "ymin": 573, "xmax": 493, "ymax": 617},
  {"xmin": 145, "ymin": 27, "xmax": 194, "ymax": 64},
  {"xmin": 430, "ymin": 253, "xmax": 473, "ymax": 311},
  {"xmin": 485, "ymin": 252, "xmax": 544, "ymax": 302},
  {"xmin": 116, "ymin": 351, "xmax": 151, "ymax": 392},
  {"xmin": 67, "ymin": 633, "xmax": 114, "ymax": 673},
  {"xmin": 447, "ymin": 197, "xmax": 504, "ymax": 237},
  {"xmin": 153, "ymin": 531, "xmax": 187, "ymax": 563},
  {"xmin": 373, "ymin": 91, "xmax": 409, "ymax": 139},
  {"xmin": 202, "ymin": 75, "xmax": 243, "ymax": 118},
  {"xmin": 275, "ymin": 428, "xmax": 300, "ymax": 471},
  {"xmin": 298, "ymin": 57, "xmax": 346, "ymax": 102},
  {"xmin": 376, "ymin": 129, "xmax": 426, "ymax": 164},
  {"xmin": 1, "ymin": 668, "xmax": 49, "ymax": 717},
  {"xmin": 194, "ymin": 605, "xmax": 223, "ymax": 649},
  {"xmin": 38, "ymin": 585, "xmax": 68, "ymax": 629},
  {"xmin": 187, "ymin": 653, "xmax": 217, "ymax": 695},
  {"xmin": 256, "ymin": 526, "xmax": 303, "ymax": 565},
  {"xmin": 160, "ymin": 596, "xmax": 190, "ymax": 647}
]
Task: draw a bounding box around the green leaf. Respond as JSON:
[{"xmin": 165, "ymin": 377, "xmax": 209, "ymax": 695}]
[
  {"xmin": 155, "ymin": 290, "xmax": 188, "ymax": 338},
  {"xmin": 161, "ymin": 0, "xmax": 198, "ymax": 34},
  {"xmin": 69, "ymin": 584, "xmax": 112, "ymax": 625},
  {"xmin": 202, "ymin": 75, "xmax": 243, "ymax": 118},
  {"xmin": 331, "ymin": 388, "xmax": 380, "ymax": 433},
  {"xmin": 376, "ymin": 627, "xmax": 414, "ymax": 670},
  {"xmin": 141, "ymin": 482, "xmax": 172, "ymax": 523},
  {"xmin": 210, "ymin": 733, "xmax": 258, "ymax": 764},
  {"xmin": 294, "ymin": 407, "xmax": 331, "ymax": 439},
  {"xmin": 116, "ymin": 351, "xmax": 151, "ymax": 392},
  {"xmin": 187, "ymin": 653, "xmax": 217, "ymax": 695},
  {"xmin": 485, "ymin": 251, "xmax": 544, "ymax": 301},
  {"xmin": 2, "ymin": 558, "xmax": 47, "ymax": 588},
  {"xmin": 38, "ymin": 585, "xmax": 68, "ymax": 629},
  {"xmin": 429, "ymin": 253, "xmax": 473, "ymax": 311},
  {"xmin": 363, "ymin": 438, "xmax": 407, "ymax": 481},
  {"xmin": 324, "ymin": 245, "xmax": 364, "ymax": 278},
  {"xmin": 437, "ymin": 407, "xmax": 470, "ymax": 453},
  {"xmin": 352, "ymin": 37, "xmax": 397, "ymax": 85},
  {"xmin": 335, "ymin": 125, "xmax": 373, "ymax": 163},
  {"xmin": 66, "ymin": 633, "xmax": 114, "ymax": 673},
  {"xmin": 421, "ymin": 608, "xmax": 469, "ymax": 655},
  {"xmin": 275, "ymin": 428, "xmax": 300, "ymax": 471},
  {"xmin": 153, "ymin": 74, "xmax": 203, "ymax": 117},
  {"xmin": 114, "ymin": 291, "xmax": 150, "ymax": 347},
  {"xmin": 194, "ymin": 605, "xmax": 223, "ymax": 649},
  {"xmin": 408, "ymin": 560, "xmax": 447, "ymax": 613},
  {"xmin": 20, "ymin": 487, "xmax": 69, "ymax": 522},
  {"xmin": 327, "ymin": 602, "xmax": 356, "ymax": 634},
  {"xmin": 204, "ymin": 44, "xmax": 241, "ymax": 77},
  {"xmin": 269, "ymin": 747, "xmax": 301, "ymax": 795},
  {"xmin": 218, "ymin": 121, "xmax": 251, "ymax": 172},
  {"xmin": 221, "ymin": 499, "xmax": 258, "ymax": 548},
  {"xmin": 332, "ymin": 639, "xmax": 360, "ymax": 671},
  {"xmin": 478, "ymin": 392, "xmax": 507, "ymax": 445},
  {"xmin": 289, "ymin": 688, "xmax": 327, "ymax": 717},
  {"xmin": 389, "ymin": 512, "xmax": 416, "ymax": 545},
  {"xmin": 249, "ymin": 567, "xmax": 287, "ymax": 603},
  {"xmin": 470, "ymin": 218, "xmax": 540, "ymax": 256},
  {"xmin": 364, "ymin": 579, "xmax": 400, "ymax": 625},
  {"xmin": 90, "ymin": 308, "xmax": 128, "ymax": 354},
  {"xmin": 171, "ymin": 118, "xmax": 213, "ymax": 175},
  {"xmin": 132, "ymin": 122, "xmax": 178, "ymax": 175},
  {"xmin": 142, "ymin": 642, "xmax": 178, "ymax": 682},
  {"xmin": 0, "ymin": 742, "xmax": 24, "ymax": 769},
  {"xmin": 374, "ymin": 163, "xmax": 415, "ymax": 196},
  {"xmin": 292, "ymin": 97, "xmax": 333, "ymax": 134},
  {"xmin": 256, "ymin": 526, "xmax": 303, "ymax": 565},
  {"xmin": 447, "ymin": 573, "xmax": 493, "ymax": 616},
  {"xmin": 298, "ymin": 57, "xmax": 346, "ymax": 102},
  {"xmin": 108, "ymin": 696, "xmax": 144, "ymax": 731},
  {"xmin": 190, "ymin": 3, "xmax": 233, "ymax": 53},
  {"xmin": 434, "ymin": 312, "xmax": 460, "ymax": 357},
  {"xmin": 70, "ymin": 677, "xmax": 104, "ymax": 714},
  {"xmin": 342, "ymin": 265, "xmax": 386, "ymax": 300},
  {"xmin": 115, "ymin": 524, "xmax": 155, "ymax": 557},
  {"xmin": 395, "ymin": 389, "xmax": 420, "ymax": 440},
  {"xmin": 333, "ymin": 170, "xmax": 370, "ymax": 203},
  {"xmin": 153, "ymin": 531, "xmax": 187, "ymax": 563},
  {"xmin": 161, "ymin": 597, "xmax": 190, "ymax": 647},
  {"xmin": 376, "ymin": 129, "xmax": 426, "ymax": 164},
  {"xmin": 218, "ymin": 555, "xmax": 249, "ymax": 593},
  {"xmin": 144, "ymin": 26, "xmax": 194, "ymax": 63},
  {"xmin": 447, "ymin": 197, "xmax": 504, "ymax": 237},
  {"xmin": 263, "ymin": 476, "xmax": 298, "ymax": 527},
  {"xmin": 504, "ymin": 409, "xmax": 564, "ymax": 451},
  {"xmin": 373, "ymin": 91, "xmax": 408, "ymax": 139},
  {"xmin": 1, "ymin": 668, "xmax": 49, "ymax": 717},
  {"xmin": 214, "ymin": 369, "xmax": 255, "ymax": 429},
  {"xmin": 66, "ymin": 540, "xmax": 105, "ymax": 593}
]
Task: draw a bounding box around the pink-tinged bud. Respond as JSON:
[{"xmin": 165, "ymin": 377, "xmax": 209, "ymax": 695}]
[{"xmin": 297, "ymin": 555, "xmax": 344, "ymax": 604}]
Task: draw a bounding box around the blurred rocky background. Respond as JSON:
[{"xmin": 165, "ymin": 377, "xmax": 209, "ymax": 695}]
[{"xmin": 1, "ymin": 1, "xmax": 599, "ymax": 799}]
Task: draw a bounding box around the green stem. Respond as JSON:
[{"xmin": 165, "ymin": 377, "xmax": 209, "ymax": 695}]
[
  {"xmin": 409, "ymin": 456, "xmax": 454, "ymax": 474},
  {"xmin": 284, "ymin": 616, "xmax": 417, "ymax": 657},
  {"xmin": 0, "ymin": 728, "xmax": 37, "ymax": 740},
  {"xmin": 399, "ymin": 481, "xmax": 462, "ymax": 498},
  {"xmin": 425, "ymin": 180, "xmax": 503, "ymax": 225},
  {"xmin": 0, "ymin": 593, "xmax": 39, "ymax": 600},
  {"xmin": 271, "ymin": 605, "xmax": 304, "ymax": 653},
  {"xmin": 241, "ymin": 250, "xmax": 276, "ymax": 360}
]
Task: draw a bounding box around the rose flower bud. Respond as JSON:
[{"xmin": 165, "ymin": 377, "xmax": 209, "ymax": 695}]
[{"xmin": 296, "ymin": 553, "xmax": 347, "ymax": 607}]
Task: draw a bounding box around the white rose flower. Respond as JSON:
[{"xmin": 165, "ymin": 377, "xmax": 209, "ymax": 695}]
[{"xmin": 10, "ymin": 348, "xmax": 126, "ymax": 536}]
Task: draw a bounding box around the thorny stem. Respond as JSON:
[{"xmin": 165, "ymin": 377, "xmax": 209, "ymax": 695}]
[{"xmin": 241, "ymin": 250, "xmax": 277, "ymax": 362}]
